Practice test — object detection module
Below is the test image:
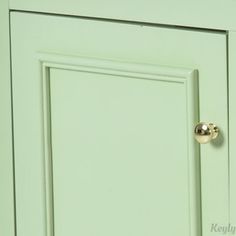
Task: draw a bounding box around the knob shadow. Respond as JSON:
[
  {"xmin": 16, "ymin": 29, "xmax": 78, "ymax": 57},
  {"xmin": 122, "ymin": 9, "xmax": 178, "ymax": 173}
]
[{"xmin": 211, "ymin": 131, "xmax": 224, "ymax": 147}]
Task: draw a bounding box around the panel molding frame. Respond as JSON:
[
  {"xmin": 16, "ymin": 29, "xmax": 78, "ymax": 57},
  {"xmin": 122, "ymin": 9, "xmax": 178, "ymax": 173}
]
[{"xmin": 38, "ymin": 52, "xmax": 201, "ymax": 236}]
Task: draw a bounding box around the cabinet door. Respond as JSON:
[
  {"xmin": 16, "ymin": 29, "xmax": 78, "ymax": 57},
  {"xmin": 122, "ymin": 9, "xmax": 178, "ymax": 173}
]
[{"xmin": 11, "ymin": 12, "xmax": 228, "ymax": 236}]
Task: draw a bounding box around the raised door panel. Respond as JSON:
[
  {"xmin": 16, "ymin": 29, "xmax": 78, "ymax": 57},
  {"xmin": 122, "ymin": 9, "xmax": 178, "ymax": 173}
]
[
  {"xmin": 42, "ymin": 55, "xmax": 198, "ymax": 236},
  {"xmin": 11, "ymin": 12, "xmax": 228, "ymax": 236}
]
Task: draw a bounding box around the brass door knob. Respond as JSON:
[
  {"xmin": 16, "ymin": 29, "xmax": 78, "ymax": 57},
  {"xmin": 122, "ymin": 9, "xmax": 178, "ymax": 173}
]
[{"xmin": 194, "ymin": 122, "xmax": 219, "ymax": 144}]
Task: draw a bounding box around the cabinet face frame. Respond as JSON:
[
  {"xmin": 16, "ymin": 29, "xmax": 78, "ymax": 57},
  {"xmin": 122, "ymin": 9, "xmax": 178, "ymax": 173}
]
[
  {"xmin": 8, "ymin": 0, "xmax": 236, "ymax": 31},
  {"xmin": 0, "ymin": 1, "xmax": 15, "ymax": 236}
]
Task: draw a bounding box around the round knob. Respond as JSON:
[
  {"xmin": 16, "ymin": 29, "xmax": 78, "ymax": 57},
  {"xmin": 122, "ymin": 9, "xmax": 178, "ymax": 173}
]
[{"xmin": 194, "ymin": 122, "xmax": 219, "ymax": 144}]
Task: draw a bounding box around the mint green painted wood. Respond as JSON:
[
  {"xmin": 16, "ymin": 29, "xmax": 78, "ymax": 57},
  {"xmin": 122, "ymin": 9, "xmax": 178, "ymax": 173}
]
[
  {"xmin": 8, "ymin": 0, "xmax": 236, "ymax": 31},
  {"xmin": 229, "ymin": 31, "xmax": 236, "ymax": 226},
  {"xmin": 11, "ymin": 12, "xmax": 229, "ymax": 236},
  {"xmin": 0, "ymin": 1, "xmax": 15, "ymax": 236}
]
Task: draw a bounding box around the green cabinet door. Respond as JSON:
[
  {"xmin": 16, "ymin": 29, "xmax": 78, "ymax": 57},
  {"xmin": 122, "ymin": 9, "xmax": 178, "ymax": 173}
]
[{"xmin": 11, "ymin": 12, "xmax": 228, "ymax": 236}]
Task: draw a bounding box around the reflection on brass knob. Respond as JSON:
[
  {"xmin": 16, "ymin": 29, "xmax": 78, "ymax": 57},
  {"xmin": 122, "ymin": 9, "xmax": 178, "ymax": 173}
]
[{"xmin": 194, "ymin": 122, "xmax": 219, "ymax": 144}]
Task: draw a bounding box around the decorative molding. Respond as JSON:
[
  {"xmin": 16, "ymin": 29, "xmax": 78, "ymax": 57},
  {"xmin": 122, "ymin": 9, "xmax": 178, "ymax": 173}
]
[{"xmin": 39, "ymin": 52, "xmax": 200, "ymax": 236}]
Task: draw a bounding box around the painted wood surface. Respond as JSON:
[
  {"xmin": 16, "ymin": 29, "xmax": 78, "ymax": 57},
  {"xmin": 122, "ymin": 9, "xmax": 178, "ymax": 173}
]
[
  {"xmin": 9, "ymin": 0, "xmax": 236, "ymax": 31},
  {"xmin": 11, "ymin": 12, "xmax": 229, "ymax": 236},
  {"xmin": 229, "ymin": 31, "xmax": 236, "ymax": 228},
  {"xmin": 0, "ymin": 1, "xmax": 15, "ymax": 236}
]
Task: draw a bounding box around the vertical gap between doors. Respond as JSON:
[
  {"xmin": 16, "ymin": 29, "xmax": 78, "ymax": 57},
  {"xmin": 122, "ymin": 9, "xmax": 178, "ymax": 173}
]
[
  {"xmin": 226, "ymin": 31, "xmax": 231, "ymax": 225},
  {"xmin": 8, "ymin": 9, "xmax": 18, "ymax": 236}
]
